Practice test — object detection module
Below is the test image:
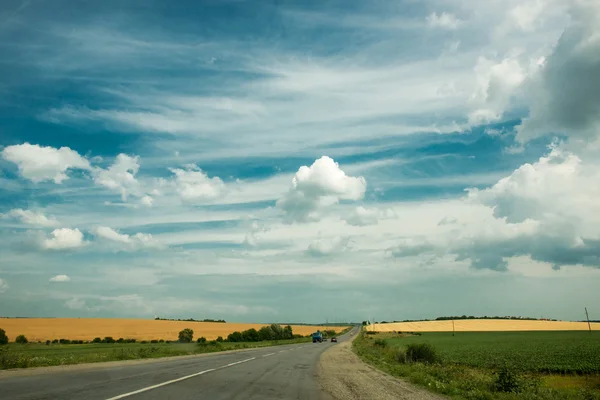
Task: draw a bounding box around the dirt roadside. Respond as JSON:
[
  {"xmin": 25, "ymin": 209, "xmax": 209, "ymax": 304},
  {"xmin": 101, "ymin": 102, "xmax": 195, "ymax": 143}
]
[{"xmin": 317, "ymin": 337, "xmax": 445, "ymax": 400}]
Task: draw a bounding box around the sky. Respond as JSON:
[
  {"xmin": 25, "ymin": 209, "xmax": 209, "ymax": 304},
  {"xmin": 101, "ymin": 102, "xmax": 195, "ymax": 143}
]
[{"xmin": 1, "ymin": 0, "xmax": 600, "ymax": 323}]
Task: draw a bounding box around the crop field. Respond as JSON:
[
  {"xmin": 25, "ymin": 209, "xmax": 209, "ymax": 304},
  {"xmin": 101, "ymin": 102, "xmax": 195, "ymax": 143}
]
[
  {"xmin": 368, "ymin": 319, "xmax": 600, "ymax": 332},
  {"xmin": 386, "ymin": 331, "xmax": 600, "ymax": 374},
  {"xmin": 0, "ymin": 318, "xmax": 348, "ymax": 342}
]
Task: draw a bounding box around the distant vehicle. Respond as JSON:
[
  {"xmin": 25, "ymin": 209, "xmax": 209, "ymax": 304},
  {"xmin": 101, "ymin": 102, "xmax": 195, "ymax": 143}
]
[
  {"xmin": 331, "ymin": 337, "xmax": 337, "ymax": 343},
  {"xmin": 312, "ymin": 330, "xmax": 323, "ymax": 343}
]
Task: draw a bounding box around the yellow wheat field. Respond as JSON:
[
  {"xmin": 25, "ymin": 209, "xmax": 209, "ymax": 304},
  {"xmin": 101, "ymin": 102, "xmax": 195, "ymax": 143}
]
[
  {"xmin": 0, "ymin": 318, "xmax": 348, "ymax": 342},
  {"xmin": 368, "ymin": 319, "xmax": 600, "ymax": 332}
]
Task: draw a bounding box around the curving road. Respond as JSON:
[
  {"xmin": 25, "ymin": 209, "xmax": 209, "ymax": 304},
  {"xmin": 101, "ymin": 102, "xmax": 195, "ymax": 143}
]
[{"xmin": 0, "ymin": 328, "xmax": 358, "ymax": 400}]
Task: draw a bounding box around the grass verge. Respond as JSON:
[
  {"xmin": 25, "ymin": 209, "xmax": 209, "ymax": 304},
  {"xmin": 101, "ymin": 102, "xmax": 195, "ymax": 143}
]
[
  {"xmin": 0, "ymin": 337, "xmax": 311, "ymax": 370},
  {"xmin": 352, "ymin": 330, "xmax": 600, "ymax": 400}
]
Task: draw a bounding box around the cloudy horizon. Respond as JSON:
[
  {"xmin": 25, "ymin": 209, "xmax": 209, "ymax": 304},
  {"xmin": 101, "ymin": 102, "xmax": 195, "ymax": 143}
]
[{"xmin": 1, "ymin": 0, "xmax": 599, "ymax": 323}]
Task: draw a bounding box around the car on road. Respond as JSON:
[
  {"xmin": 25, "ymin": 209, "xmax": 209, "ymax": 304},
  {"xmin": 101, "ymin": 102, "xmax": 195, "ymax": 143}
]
[{"xmin": 331, "ymin": 337, "xmax": 337, "ymax": 342}]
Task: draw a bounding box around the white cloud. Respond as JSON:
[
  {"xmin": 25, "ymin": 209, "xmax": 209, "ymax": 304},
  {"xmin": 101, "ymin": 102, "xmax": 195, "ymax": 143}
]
[
  {"xmin": 343, "ymin": 206, "xmax": 396, "ymax": 227},
  {"xmin": 93, "ymin": 154, "xmax": 141, "ymax": 201},
  {"xmin": 509, "ymin": 0, "xmax": 547, "ymax": 31},
  {"xmin": 468, "ymin": 56, "xmax": 526, "ymax": 125},
  {"xmin": 1, "ymin": 143, "xmax": 90, "ymax": 183},
  {"xmin": 140, "ymin": 195, "xmax": 154, "ymax": 207},
  {"xmin": 92, "ymin": 226, "xmax": 161, "ymax": 249},
  {"xmin": 426, "ymin": 12, "xmax": 461, "ymax": 29},
  {"xmin": 168, "ymin": 164, "xmax": 225, "ymax": 202},
  {"xmin": 0, "ymin": 278, "xmax": 8, "ymax": 293},
  {"xmin": 517, "ymin": 0, "xmax": 600, "ymax": 144},
  {"xmin": 306, "ymin": 236, "xmax": 351, "ymax": 257},
  {"xmin": 1, "ymin": 209, "xmax": 59, "ymax": 227},
  {"xmin": 65, "ymin": 297, "xmax": 86, "ymax": 310},
  {"xmin": 43, "ymin": 228, "xmax": 86, "ymax": 250},
  {"xmin": 277, "ymin": 156, "xmax": 366, "ymax": 223},
  {"xmin": 49, "ymin": 274, "xmax": 71, "ymax": 282}
]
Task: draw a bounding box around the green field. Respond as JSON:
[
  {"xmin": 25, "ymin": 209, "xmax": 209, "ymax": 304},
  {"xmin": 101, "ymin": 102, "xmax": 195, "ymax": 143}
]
[
  {"xmin": 386, "ymin": 331, "xmax": 600, "ymax": 374},
  {"xmin": 0, "ymin": 338, "xmax": 311, "ymax": 370},
  {"xmin": 354, "ymin": 330, "xmax": 600, "ymax": 400}
]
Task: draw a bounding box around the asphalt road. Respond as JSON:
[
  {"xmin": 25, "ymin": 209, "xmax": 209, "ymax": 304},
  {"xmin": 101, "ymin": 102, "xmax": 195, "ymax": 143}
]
[{"xmin": 0, "ymin": 328, "xmax": 357, "ymax": 400}]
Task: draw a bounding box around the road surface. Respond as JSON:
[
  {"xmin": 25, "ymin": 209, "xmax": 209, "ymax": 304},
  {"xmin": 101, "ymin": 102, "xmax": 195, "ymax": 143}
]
[{"xmin": 0, "ymin": 328, "xmax": 357, "ymax": 400}]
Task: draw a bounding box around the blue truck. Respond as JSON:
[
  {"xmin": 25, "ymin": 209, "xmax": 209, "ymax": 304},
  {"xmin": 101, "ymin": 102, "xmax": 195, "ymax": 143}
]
[{"xmin": 311, "ymin": 330, "xmax": 323, "ymax": 343}]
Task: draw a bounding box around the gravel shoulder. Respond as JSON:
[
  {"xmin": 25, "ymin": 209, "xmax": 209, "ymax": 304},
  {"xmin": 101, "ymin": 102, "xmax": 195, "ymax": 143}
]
[{"xmin": 318, "ymin": 336, "xmax": 445, "ymax": 400}]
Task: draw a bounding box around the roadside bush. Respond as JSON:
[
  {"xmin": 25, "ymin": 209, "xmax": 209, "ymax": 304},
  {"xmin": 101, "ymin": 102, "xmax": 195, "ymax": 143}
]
[
  {"xmin": 366, "ymin": 331, "xmax": 377, "ymax": 335},
  {"xmin": 92, "ymin": 337, "xmax": 102, "ymax": 343},
  {"xmin": 138, "ymin": 347, "xmax": 160, "ymax": 358},
  {"xmin": 216, "ymin": 336, "xmax": 223, "ymax": 342},
  {"xmin": 405, "ymin": 343, "xmax": 437, "ymax": 364},
  {"xmin": 59, "ymin": 338, "xmax": 70, "ymax": 344},
  {"xmin": 159, "ymin": 339, "xmax": 165, "ymax": 343},
  {"xmin": 103, "ymin": 336, "xmax": 115, "ymax": 344},
  {"xmin": 52, "ymin": 339, "xmax": 59, "ymax": 344},
  {"xmin": 227, "ymin": 331, "xmax": 243, "ymax": 342},
  {"xmin": 493, "ymin": 367, "xmax": 522, "ymax": 393},
  {"xmin": 140, "ymin": 340, "xmax": 148, "ymax": 344},
  {"xmin": 125, "ymin": 338, "xmax": 136, "ymax": 343},
  {"xmin": 117, "ymin": 338, "xmax": 125, "ymax": 344},
  {"xmin": 374, "ymin": 339, "xmax": 387, "ymax": 348},
  {"xmin": 150, "ymin": 339, "xmax": 158, "ymax": 344},
  {"xmin": 197, "ymin": 337, "xmax": 207, "ymax": 344},
  {"xmin": 45, "ymin": 340, "xmax": 51, "ymax": 346},
  {"xmin": 0, "ymin": 347, "xmax": 31, "ymax": 368},
  {"xmin": 15, "ymin": 335, "xmax": 28, "ymax": 344},
  {"xmin": 178, "ymin": 328, "xmax": 194, "ymax": 343},
  {"xmin": 0, "ymin": 328, "xmax": 8, "ymax": 345}
]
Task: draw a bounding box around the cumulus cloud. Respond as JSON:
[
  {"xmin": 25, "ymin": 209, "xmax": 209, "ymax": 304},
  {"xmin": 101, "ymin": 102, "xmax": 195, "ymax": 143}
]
[
  {"xmin": 49, "ymin": 274, "xmax": 71, "ymax": 282},
  {"xmin": 0, "ymin": 278, "xmax": 8, "ymax": 293},
  {"xmin": 168, "ymin": 164, "xmax": 225, "ymax": 202},
  {"xmin": 393, "ymin": 144, "xmax": 600, "ymax": 271},
  {"xmin": 306, "ymin": 236, "xmax": 351, "ymax": 257},
  {"xmin": 1, "ymin": 143, "xmax": 90, "ymax": 183},
  {"xmin": 277, "ymin": 156, "xmax": 366, "ymax": 223},
  {"xmin": 93, "ymin": 154, "xmax": 142, "ymax": 201},
  {"xmin": 343, "ymin": 206, "xmax": 395, "ymax": 226},
  {"xmin": 92, "ymin": 226, "xmax": 161, "ymax": 249},
  {"xmin": 140, "ymin": 195, "xmax": 154, "ymax": 207},
  {"xmin": 517, "ymin": 0, "xmax": 600, "ymax": 144},
  {"xmin": 469, "ymin": 56, "xmax": 527, "ymax": 125},
  {"xmin": 426, "ymin": 12, "xmax": 461, "ymax": 29},
  {"xmin": 43, "ymin": 228, "xmax": 86, "ymax": 250},
  {"xmin": 1, "ymin": 209, "xmax": 59, "ymax": 226}
]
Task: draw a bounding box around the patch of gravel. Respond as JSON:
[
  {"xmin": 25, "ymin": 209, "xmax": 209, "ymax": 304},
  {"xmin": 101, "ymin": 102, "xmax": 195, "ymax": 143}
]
[{"xmin": 317, "ymin": 337, "xmax": 445, "ymax": 400}]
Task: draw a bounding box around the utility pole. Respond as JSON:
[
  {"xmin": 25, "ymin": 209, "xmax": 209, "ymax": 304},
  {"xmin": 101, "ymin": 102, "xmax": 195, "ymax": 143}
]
[
  {"xmin": 585, "ymin": 307, "xmax": 592, "ymax": 333},
  {"xmin": 452, "ymin": 319, "xmax": 455, "ymax": 337}
]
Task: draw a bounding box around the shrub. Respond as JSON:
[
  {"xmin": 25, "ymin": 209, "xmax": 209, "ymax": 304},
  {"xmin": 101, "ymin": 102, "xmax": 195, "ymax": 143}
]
[
  {"xmin": 178, "ymin": 328, "xmax": 194, "ymax": 343},
  {"xmin": 227, "ymin": 331, "xmax": 243, "ymax": 342},
  {"xmin": 59, "ymin": 338, "xmax": 71, "ymax": 344},
  {"xmin": 45, "ymin": 340, "xmax": 51, "ymax": 346},
  {"xmin": 103, "ymin": 336, "xmax": 115, "ymax": 344},
  {"xmin": 493, "ymin": 367, "xmax": 522, "ymax": 393},
  {"xmin": 140, "ymin": 340, "xmax": 148, "ymax": 344},
  {"xmin": 52, "ymin": 339, "xmax": 59, "ymax": 344},
  {"xmin": 0, "ymin": 329, "xmax": 8, "ymax": 345},
  {"xmin": 117, "ymin": 338, "xmax": 125, "ymax": 344},
  {"xmin": 374, "ymin": 339, "xmax": 387, "ymax": 347},
  {"xmin": 216, "ymin": 336, "xmax": 223, "ymax": 342},
  {"xmin": 15, "ymin": 335, "xmax": 28, "ymax": 344},
  {"xmin": 150, "ymin": 339, "xmax": 158, "ymax": 344},
  {"xmin": 366, "ymin": 331, "xmax": 377, "ymax": 335},
  {"xmin": 159, "ymin": 339, "xmax": 165, "ymax": 343},
  {"xmin": 405, "ymin": 343, "xmax": 437, "ymax": 364},
  {"xmin": 197, "ymin": 337, "xmax": 207, "ymax": 344},
  {"xmin": 125, "ymin": 338, "xmax": 136, "ymax": 343},
  {"xmin": 92, "ymin": 337, "xmax": 102, "ymax": 343}
]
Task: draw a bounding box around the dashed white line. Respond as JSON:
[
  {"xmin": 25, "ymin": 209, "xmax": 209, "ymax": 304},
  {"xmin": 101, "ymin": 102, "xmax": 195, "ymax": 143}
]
[
  {"xmin": 262, "ymin": 352, "xmax": 276, "ymax": 358},
  {"xmin": 105, "ymin": 357, "xmax": 256, "ymax": 399}
]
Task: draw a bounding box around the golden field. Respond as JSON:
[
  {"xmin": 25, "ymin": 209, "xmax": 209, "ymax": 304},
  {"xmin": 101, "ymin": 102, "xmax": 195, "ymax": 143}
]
[
  {"xmin": 368, "ymin": 319, "xmax": 600, "ymax": 332},
  {"xmin": 0, "ymin": 318, "xmax": 349, "ymax": 342}
]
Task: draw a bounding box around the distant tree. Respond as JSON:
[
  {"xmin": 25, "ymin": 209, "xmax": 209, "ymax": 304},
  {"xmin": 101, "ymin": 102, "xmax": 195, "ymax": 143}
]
[
  {"xmin": 15, "ymin": 334, "xmax": 28, "ymax": 344},
  {"xmin": 0, "ymin": 328, "xmax": 8, "ymax": 345},
  {"xmin": 92, "ymin": 337, "xmax": 102, "ymax": 343},
  {"xmin": 197, "ymin": 337, "xmax": 207, "ymax": 344},
  {"xmin": 45, "ymin": 340, "xmax": 51, "ymax": 346},
  {"xmin": 178, "ymin": 328, "xmax": 194, "ymax": 343},
  {"xmin": 241, "ymin": 328, "xmax": 260, "ymax": 342},
  {"xmin": 59, "ymin": 338, "xmax": 71, "ymax": 344},
  {"xmin": 117, "ymin": 338, "xmax": 125, "ymax": 344},
  {"xmin": 159, "ymin": 339, "xmax": 165, "ymax": 343},
  {"xmin": 103, "ymin": 336, "xmax": 115, "ymax": 344},
  {"xmin": 258, "ymin": 326, "xmax": 274, "ymax": 341},
  {"xmin": 150, "ymin": 339, "xmax": 158, "ymax": 344},
  {"xmin": 52, "ymin": 339, "xmax": 59, "ymax": 344},
  {"xmin": 227, "ymin": 331, "xmax": 243, "ymax": 342},
  {"xmin": 216, "ymin": 336, "xmax": 224, "ymax": 342}
]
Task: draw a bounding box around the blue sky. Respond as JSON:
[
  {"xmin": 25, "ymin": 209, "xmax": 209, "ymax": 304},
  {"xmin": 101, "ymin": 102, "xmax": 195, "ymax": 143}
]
[{"xmin": 1, "ymin": 0, "xmax": 600, "ymax": 323}]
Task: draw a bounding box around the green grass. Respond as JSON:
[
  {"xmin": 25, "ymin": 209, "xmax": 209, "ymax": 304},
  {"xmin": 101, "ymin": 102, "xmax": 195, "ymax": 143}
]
[
  {"xmin": 0, "ymin": 337, "xmax": 311, "ymax": 370},
  {"xmin": 386, "ymin": 331, "xmax": 600, "ymax": 374},
  {"xmin": 353, "ymin": 330, "xmax": 600, "ymax": 400}
]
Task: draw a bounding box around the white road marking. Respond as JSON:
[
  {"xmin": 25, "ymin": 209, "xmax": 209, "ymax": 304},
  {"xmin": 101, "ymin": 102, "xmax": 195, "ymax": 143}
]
[
  {"xmin": 262, "ymin": 352, "xmax": 276, "ymax": 358},
  {"xmin": 105, "ymin": 357, "xmax": 256, "ymax": 399}
]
